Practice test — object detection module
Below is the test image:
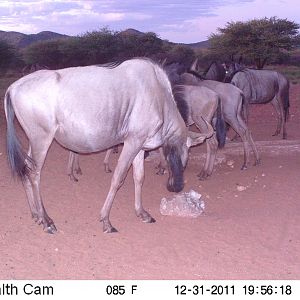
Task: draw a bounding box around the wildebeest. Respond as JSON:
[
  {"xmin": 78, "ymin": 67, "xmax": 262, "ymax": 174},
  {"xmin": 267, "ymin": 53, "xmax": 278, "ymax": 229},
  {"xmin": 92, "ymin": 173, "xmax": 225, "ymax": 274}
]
[
  {"xmin": 190, "ymin": 59, "xmax": 226, "ymax": 82},
  {"xmin": 67, "ymin": 84, "xmax": 224, "ymax": 181},
  {"xmin": 5, "ymin": 58, "xmax": 211, "ymax": 234},
  {"xmin": 155, "ymin": 85, "xmax": 226, "ymax": 179},
  {"xmin": 179, "ymin": 71, "xmax": 261, "ymax": 172},
  {"xmin": 225, "ymin": 62, "xmax": 290, "ymax": 139}
]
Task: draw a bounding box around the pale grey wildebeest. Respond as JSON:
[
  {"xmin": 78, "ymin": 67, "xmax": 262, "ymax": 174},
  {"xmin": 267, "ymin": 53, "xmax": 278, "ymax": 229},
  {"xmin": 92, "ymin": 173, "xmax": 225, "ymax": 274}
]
[
  {"xmin": 225, "ymin": 62, "xmax": 290, "ymax": 139},
  {"xmin": 179, "ymin": 70, "xmax": 260, "ymax": 172},
  {"xmin": 67, "ymin": 84, "xmax": 225, "ymax": 181},
  {"xmin": 5, "ymin": 58, "xmax": 211, "ymax": 234}
]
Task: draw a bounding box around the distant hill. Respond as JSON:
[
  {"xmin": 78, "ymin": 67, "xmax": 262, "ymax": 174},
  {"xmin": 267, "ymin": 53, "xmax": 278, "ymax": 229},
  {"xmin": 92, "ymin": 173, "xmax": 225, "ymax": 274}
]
[
  {"xmin": 0, "ymin": 28, "xmax": 210, "ymax": 50},
  {"xmin": 0, "ymin": 30, "xmax": 69, "ymax": 48},
  {"xmin": 118, "ymin": 28, "xmax": 145, "ymax": 37},
  {"xmin": 118, "ymin": 28, "xmax": 210, "ymax": 49},
  {"xmin": 185, "ymin": 40, "xmax": 210, "ymax": 49}
]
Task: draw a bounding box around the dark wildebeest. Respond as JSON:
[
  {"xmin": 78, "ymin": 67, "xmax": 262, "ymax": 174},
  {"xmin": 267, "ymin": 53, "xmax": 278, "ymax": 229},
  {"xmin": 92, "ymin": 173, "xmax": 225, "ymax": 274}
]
[
  {"xmin": 179, "ymin": 70, "xmax": 260, "ymax": 174},
  {"xmin": 190, "ymin": 59, "xmax": 226, "ymax": 82},
  {"xmin": 155, "ymin": 84, "xmax": 226, "ymax": 179},
  {"xmin": 5, "ymin": 58, "xmax": 211, "ymax": 234},
  {"xmin": 225, "ymin": 62, "xmax": 290, "ymax": 139}
]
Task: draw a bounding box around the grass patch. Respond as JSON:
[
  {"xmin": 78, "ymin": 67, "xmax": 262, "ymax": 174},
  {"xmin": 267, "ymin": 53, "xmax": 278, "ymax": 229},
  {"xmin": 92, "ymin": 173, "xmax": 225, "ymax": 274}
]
[{"xmin": 265, "ymin": 65, "xmax": 300, "ymax": 84}]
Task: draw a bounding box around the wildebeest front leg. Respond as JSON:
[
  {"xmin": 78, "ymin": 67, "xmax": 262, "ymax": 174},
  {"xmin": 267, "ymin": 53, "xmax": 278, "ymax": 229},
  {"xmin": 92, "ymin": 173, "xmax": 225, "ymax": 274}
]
[
  {"xmin": 133, "ymin": 150, "xmax": 155, "ymax": 223},
  {"xmin": 100, "ymin": 141, "xmax": 141, "ymax": 233}
]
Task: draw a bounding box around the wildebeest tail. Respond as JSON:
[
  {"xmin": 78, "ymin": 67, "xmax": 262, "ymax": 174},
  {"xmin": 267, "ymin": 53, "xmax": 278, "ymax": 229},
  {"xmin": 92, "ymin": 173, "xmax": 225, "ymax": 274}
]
[
  {"xmin": 5, "ymin": 91, "xmax": 34, "ymax": 180},
  {"xmin": 283, "ymin": 80, "xmax": 290, "ymax": 122},
  {"xmin": 240, "ymin": 92, "xmax": 248, "ymax": 121},
  {"xmin": 215, "ymin": 97, "xmax": 226, "ymax": 148}
]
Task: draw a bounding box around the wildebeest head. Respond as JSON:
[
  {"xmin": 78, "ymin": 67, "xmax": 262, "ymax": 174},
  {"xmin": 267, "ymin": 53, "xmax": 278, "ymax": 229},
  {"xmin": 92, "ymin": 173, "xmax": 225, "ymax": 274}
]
[{"xmin": 163, "ymin": 121, "xmax": 214, "ymax": 193}]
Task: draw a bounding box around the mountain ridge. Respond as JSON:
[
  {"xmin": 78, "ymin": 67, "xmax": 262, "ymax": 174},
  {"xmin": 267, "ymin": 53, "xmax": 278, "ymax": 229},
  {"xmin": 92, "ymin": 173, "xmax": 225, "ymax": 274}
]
[{"xmin": 0, "ymin": 29, "xmax": 209, "ymax": 49}]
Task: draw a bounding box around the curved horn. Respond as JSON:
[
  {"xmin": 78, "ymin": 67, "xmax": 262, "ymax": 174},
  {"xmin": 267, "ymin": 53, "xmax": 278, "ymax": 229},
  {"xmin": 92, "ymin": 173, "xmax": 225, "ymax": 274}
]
[
  {"xmin": 160, "ymin": 58, "xmax": 167, "ymax": 67},
  {"xmin": 190, "ymin": 58, "xmax": 199, "ymax": 72}
]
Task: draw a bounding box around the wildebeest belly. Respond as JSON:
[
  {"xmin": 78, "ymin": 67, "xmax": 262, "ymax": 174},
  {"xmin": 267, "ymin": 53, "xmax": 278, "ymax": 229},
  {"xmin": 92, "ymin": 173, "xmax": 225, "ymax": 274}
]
[{"xmin": 54, "ymin": 104, "xmax": 130, "ymax": 153}]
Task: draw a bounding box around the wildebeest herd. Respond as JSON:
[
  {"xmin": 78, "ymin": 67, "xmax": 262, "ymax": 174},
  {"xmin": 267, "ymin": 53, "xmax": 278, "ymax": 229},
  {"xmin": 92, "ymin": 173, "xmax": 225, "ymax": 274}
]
[{"xmin": 3, "ymin": 57, "xmax": 290, "ymax": 234}]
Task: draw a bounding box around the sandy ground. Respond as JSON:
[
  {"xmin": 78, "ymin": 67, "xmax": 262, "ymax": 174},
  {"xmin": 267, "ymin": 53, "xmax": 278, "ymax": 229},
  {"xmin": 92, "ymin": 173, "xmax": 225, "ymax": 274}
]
[{"xmin": 0, "ymin": 79, "xmax": 299, "ymax": 280}]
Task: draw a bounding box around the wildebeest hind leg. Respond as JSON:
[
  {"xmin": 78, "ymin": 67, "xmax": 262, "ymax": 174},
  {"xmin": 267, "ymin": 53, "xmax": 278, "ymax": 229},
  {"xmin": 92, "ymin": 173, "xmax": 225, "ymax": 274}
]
[
  {"xmin": 23, "ymin": 146, "xmax": 39, "ymax": 220},
  {"xmin": 227, "ymin": 119, "xmax": 251, "ymax": 170},
  {"xmin": 195, "ymin": 118, "xmax": 217, "ymax": 180},
  {"xmin": 133, "ymin": 150, "xmax": 155, "ymax": 223},
  {"xmin": 270, "ymin": 97, "xmax": 284, "ymax": 138},
  {"xmin": 27, "ymin": 136, "xmax": 57, "ymax": 233}
]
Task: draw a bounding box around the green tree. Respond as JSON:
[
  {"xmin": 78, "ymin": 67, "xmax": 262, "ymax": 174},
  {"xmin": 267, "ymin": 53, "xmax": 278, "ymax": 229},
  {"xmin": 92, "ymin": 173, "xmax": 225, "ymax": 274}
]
[
  {"xmin": 117, "ymin": 31, "xmax": 165, "ymax": 60},
  {"xmin": 166, "ymin": 44, "xmax": 195, "ymax": 66},
  {"xmin": 23, "ymin": 39, "xmax": 65, "ymax": 68},
  {"xmin": 209, "ymin": 17, "xmax": 300, "ymax": 68},
  {"xmin": 0, "ymin": 40, "xmax": 19, "ymax": 70}
]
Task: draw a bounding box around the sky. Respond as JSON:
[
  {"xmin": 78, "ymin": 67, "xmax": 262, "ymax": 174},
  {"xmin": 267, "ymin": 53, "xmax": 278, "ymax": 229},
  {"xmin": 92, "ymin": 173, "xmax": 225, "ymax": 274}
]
[{"xmin": 0, "ymin": 0, "xmax": 299, "ymax": 43}]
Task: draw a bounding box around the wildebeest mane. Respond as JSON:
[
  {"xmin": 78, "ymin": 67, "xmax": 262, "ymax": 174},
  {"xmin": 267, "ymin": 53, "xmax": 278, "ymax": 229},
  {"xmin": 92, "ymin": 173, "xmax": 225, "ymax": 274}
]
[
  {"xmin": 96, "ymin": 57, "xmax": 155, "ymax": 69},
  {"xmin": 172, "ymin": 85, "xmax": 189, "ymax": 125},
  {"xmin": 95, "ymin": 61, "xmax": 123, "ymax": 69},
  {"xmin": 186, "ymin": 69, "xmax": 205, "ymax": 80}
]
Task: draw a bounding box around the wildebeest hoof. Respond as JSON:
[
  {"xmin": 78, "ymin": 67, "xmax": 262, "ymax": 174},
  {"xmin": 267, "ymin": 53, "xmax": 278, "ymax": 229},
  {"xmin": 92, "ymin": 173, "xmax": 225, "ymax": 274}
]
[
  {"xmin": 142, "ymin": 215, "xmax": 156, "ymax": 223},
  {"xmin": 197, "ymin": 172, "xmax": 209, "ymax": 181},
  {"xmin": 75, "ymin": 168, "xmax": 82, "ymax": 175},
  {"xmin": 103, "ymin": 226, "xmax": 118, "ymax": 233},
  {"xmin": 43, "ymin": 224, "xmax": 57, "ymax": 234},
  {"xmin": 137, "ymin": 211, "xmax": 156, "ymax": 223},
  {"xmin": 145, "ymin": 216, "xmax": 156, "ymax": 223},
  {"xmin": 241, "ymin": 165, "xmax": 248, "ymax": 170},
  {"xmin": 254, "ymin": 159, "xmax": 261, "ymax": 166},
  {"xmin": 156, "ymin": 168, "xmax": 166, "ymax": 175},
  {"xmin": 68, "ymin": 174, "xmax": 79, "ymax": 182},
  {"xmin": 104, "ymin": 166, "xmax": 112, "ymax": 173},
  {"xmin": 101, "ymin": 218, "xmax": 118, "ymax": 233}
]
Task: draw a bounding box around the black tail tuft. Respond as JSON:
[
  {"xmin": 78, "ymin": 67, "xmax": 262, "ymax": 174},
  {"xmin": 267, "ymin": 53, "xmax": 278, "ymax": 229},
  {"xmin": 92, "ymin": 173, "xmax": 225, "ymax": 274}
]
[
  {"xmin": 215, "ymin": 97, "xmax": 226, "ymax": 148},
  {"xmin": 282, "ymin": 81, "xmax": 290, "ymax": 122},
  {"xmin": 5, "ymin": 92, "xmax": 34, "ymax": 180}
]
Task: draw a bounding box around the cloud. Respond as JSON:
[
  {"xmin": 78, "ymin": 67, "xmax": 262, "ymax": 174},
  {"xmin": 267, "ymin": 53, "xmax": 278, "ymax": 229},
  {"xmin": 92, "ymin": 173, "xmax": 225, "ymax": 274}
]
[
  {"xmin": 158, "ymin": 0, "xmax": 300, "ymax": 42},
  {"xmin": 0, "ymin": 0, "xmax": 299, "ymax": 42}
]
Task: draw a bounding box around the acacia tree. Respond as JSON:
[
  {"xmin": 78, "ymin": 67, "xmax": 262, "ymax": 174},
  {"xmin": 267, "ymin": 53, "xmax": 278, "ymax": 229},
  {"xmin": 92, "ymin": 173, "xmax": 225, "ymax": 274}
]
[
  {"xmin": 209, "ymin": 17, "xmax": 300, "ymax": 68},
  {"xmin": 0, "ymin": 40, "xmax": 19, "ymax": 70}
]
